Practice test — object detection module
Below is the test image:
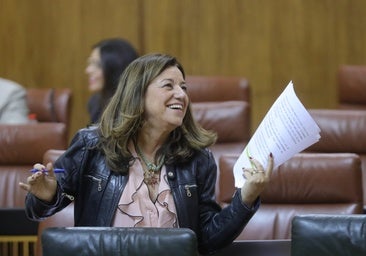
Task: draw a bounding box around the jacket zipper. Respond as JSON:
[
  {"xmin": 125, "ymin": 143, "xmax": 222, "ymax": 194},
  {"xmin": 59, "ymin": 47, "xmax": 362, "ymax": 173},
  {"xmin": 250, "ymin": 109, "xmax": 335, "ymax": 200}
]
[
  {"xmin": 184, "ymin": 184, "xmax": 197, "ymax": 197},
  {"xmin": 62, "ymin": 192, "xmax": 74, "ymax": 201},
  {"xmin": 86, "ymin": 175, "xmax": 102, "ymax": 191}
]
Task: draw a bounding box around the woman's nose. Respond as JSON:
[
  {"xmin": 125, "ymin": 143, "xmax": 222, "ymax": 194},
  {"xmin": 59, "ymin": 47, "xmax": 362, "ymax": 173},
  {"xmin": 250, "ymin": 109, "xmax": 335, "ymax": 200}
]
[{"xmin": 174, "ymin": 86, "xmax": 187, "ymax": 98}]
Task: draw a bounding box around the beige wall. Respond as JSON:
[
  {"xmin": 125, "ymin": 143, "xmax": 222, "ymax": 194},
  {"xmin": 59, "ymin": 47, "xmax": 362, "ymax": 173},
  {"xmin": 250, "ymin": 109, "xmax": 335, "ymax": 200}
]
[{"xmin": 1, "ymin": 0, "xmax": 366, "ymax": 141}]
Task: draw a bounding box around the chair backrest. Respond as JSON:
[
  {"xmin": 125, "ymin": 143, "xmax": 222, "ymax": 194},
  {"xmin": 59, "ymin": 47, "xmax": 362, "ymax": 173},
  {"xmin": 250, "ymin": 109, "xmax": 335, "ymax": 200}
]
[
  {"xmin": 26, "ymin": 88, "xmax": 72, "ymax": 130},
  {"xmin": 41, "ymin": 227, "xmax": 197, "ymax": 256},
  {"xmin": 218, "ymin": 152, "xmax": 364, "ymax": 240},
  {"xmin": 338, "ymin": 65, "xmax": 366, "ymax": 109},
  {"xmin": 186, "ymin": 75, "xmax": 251, "ymax": 143},
  {"xmin": 0, "ymin": 124, "xmax": 67, "ymax": 166},
  {"xmin": 191, "ymin": 101, "xmax": 250, "ymax": 144},
  {"xmin": 291, "ymin": 214, "xmax": 366, "ymax": 256},
  {"xmin": 186, "ymin": 75, "xmax": 250, "ymax": 102},
  {"xmin": 185, "ymin": 75, "xmax": 251, "ymax": 199},
  {"xmin": 307, "ymin": 109, "xmax": 366, "ymax": 153},
  {"xmin": 0, "ymin": 124, "xmax": 67, "ymax": 209},
  {"xmin": 306, "ymin": 109, "xmax": 366, "ymax": 211},
  {"xmin": 335, "ymin": 66, "xmax": 366, "ymax": 209}
]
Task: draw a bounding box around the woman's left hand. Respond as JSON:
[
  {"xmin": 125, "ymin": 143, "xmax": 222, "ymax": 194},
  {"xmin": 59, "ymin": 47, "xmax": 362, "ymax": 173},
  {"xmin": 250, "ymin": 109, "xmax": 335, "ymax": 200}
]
[{"xmin": 240, "ymin": 154, "xmax": 274, "ymax": 207}]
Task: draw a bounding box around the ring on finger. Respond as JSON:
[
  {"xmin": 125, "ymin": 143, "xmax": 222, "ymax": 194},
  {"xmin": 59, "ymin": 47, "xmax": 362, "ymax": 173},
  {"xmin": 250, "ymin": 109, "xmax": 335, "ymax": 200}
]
[
  {"xmin": 251, "ymin": 170, "xmax": 265, "ymax": 175},
  {"xmin": 243, "ymin": 168, "xmax": 265, "ymax": 176}
]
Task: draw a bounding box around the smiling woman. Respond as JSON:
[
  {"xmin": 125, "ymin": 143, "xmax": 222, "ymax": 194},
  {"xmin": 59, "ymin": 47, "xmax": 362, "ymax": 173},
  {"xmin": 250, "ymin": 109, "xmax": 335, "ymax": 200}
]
[
  {"xmin": 143, "ymin": 66, "xmax": 188, "ymax": 129},
  {"xmin": 20, "ymin": 53, "xmax": 273, "ymax": 255}
]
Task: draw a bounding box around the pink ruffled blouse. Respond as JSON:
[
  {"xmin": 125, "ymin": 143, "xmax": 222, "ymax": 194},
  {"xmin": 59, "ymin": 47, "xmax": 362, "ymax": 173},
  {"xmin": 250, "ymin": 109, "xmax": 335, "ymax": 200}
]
[{"xmin": 112, "ymin": 146, "xmax": 178, "ymax": 228}]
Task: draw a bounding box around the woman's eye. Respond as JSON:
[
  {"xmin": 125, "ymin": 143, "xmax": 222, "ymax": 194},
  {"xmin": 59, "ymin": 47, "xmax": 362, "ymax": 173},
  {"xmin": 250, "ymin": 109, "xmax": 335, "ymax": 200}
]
[
  {"xmin": 163, "ymin": 83, "xmax": 173, "ymax": 89},
  {"xmin": 87, "ymin": 60, "xmax": 102, "ymax": 68},
  {"xmin": 181, "ymin": 85, "xmax": 187, "ymax": 91}
]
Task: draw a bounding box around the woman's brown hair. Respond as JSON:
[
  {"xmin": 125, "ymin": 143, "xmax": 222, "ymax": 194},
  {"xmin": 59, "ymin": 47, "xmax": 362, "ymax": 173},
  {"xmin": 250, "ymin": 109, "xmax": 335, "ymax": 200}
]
[{"xmin": 99, "ymin": 53, "xmax": 217, "ymax": 173}]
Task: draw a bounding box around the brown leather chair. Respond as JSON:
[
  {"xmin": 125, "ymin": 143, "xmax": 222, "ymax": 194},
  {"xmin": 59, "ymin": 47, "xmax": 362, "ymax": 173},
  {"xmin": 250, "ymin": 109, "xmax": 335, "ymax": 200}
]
[
  {"xmin": 334, "ymin": 66, "xmax": 366, "ymax": 210},
  {"xmin": 0, "ymin": 88, "xmax": 71, "ymax": 208},
  {"xmin": 0, "ymin": 124, "xmax": 67, "ymax": 208},
  {"xmin": 0, "ymin": 88, "xmax": 71, "ymax": 256},
  {"xmin": 307, "ymin": 109, "xmax": 366, "ymax": 212},
  {"xmin": 186, "ymin": 75, "xmax": 251, "ymax": 159},
  {"xmin": 0, "ymin": 124, "xmax": 68, "ymax": 256},
  {"xmin": 186, "ymin": 75, "xmax": 250, "ymax": 102},
  {"xmin": 26, "ymin": 88, "xmax": 72, "ymax": 135},
  {"xmin": 218, "ymin": 152, "xmax": 364, "ymax": 240},
  {"xmin": 186, "ymin": 75, "xmax": 251, "ymax": 197},
  {"xmin": 338, "ymin": 65, "xmax": 366, "ymax": 110}
]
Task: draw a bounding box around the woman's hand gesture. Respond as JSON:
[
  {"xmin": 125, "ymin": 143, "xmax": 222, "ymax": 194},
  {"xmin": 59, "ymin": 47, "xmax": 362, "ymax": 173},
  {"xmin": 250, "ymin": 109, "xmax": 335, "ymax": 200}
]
[
  {"xmin": 19, "ymin": 162, "xmax": 58, "ymax": 202},
  {"xmin": 240, "ymin": 154, "xmax": 274, "ymax": 207}
]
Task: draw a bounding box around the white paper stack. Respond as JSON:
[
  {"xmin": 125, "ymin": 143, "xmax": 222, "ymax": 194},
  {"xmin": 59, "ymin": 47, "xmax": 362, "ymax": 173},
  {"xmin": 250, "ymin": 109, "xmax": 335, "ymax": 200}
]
[{"xmin": 233, "ymin": 81, "xmax": 321, "ymax": 187}]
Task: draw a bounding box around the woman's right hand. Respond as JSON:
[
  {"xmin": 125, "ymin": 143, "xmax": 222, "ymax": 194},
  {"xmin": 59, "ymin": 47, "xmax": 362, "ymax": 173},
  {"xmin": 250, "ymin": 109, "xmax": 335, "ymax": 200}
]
[
  {"xmin": 19, "ymin": 162, "xmax": 58, "ymax": 202},
  {"xmin": 240, "ymin": 154, "xmax": 274, "ymax": 207}
]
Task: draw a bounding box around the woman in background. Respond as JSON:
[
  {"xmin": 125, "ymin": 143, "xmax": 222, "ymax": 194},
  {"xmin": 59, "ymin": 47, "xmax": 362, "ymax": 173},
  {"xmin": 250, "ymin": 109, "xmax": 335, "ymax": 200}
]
[{"xmin": 85, "ymin": 38, "xmax": 139, "ymax": 124}]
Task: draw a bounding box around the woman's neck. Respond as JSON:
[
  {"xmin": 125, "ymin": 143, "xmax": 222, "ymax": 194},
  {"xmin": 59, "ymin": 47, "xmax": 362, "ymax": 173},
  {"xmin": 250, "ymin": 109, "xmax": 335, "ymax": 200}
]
[{"xmin": 137, "ymin": 127, "xmax": 169, "ymax": 159}]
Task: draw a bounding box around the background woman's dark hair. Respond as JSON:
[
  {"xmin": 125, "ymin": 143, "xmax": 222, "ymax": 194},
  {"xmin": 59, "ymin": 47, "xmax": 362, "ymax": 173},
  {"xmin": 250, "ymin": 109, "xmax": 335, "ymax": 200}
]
[{"xmin": 93, "ymin": 38, "xmax": 139, "ymax": 116}]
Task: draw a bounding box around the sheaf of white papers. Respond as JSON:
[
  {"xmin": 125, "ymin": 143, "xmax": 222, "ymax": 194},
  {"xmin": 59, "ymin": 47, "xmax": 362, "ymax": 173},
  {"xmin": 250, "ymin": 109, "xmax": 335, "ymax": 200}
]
[{"xmin": 233, "ymin": 81, "xmax": 321, "ymax": 187}]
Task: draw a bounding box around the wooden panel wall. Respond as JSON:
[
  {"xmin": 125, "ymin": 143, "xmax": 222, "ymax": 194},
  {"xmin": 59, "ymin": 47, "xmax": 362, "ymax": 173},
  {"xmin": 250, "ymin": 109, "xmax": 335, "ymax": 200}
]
[{"xmin": 1, "ymin": 0, "xmax": 366, "ymax": 140}]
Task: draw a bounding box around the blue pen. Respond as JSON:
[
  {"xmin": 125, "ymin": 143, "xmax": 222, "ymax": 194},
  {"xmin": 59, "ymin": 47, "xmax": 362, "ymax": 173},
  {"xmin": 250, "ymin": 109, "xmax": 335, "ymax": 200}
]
[{"xmin": 30, "ymin": 168, "xmax": 65, "ymax": 173}]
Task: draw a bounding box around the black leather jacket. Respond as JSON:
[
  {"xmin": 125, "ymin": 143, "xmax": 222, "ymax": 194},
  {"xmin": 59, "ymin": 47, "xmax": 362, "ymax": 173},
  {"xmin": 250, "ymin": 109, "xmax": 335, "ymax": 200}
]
[{"xmin": 25, "ymin": 127, "xmax": 259, "ymax": 255}]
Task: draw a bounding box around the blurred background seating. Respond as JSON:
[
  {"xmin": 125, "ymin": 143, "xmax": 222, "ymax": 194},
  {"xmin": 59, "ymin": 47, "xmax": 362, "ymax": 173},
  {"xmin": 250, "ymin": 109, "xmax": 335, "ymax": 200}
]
[
  {"xmin": 338, "ymin": 65, "xmax": 366, "ymax": 110},
  {"xmin": 218, "ymin": 153, "xmax": 363, "ymax": 240},
  {"xmin": 0, "ymin": 88, "xmax": 72, "ymax": 256},
  {"xmin": 306, "ymin": 109, "xmax": 366, "ymax": 212}
]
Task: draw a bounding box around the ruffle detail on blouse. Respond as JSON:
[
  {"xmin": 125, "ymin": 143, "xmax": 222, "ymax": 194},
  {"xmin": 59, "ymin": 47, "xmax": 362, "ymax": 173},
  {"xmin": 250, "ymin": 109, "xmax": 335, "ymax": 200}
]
[{"xmin": 114, "ymin": 155, "xmax": 178, "ymax": 228}]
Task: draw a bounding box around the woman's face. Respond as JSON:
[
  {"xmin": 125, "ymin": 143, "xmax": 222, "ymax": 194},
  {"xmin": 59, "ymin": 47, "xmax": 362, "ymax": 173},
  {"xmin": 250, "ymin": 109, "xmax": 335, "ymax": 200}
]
[
  {"xmin": 85, "ymin": 48, "xmax": 104, "ymax": 92},
  {"xmin": 144, "ymin": 66, "xmax": 188, "ymax": 132}
]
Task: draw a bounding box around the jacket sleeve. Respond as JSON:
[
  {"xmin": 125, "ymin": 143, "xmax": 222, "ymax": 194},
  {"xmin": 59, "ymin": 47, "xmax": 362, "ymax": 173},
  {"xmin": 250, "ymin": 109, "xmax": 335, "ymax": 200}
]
[
  {"xmin": 24, "ymin": 128, "xmax": 93, "ymax": 220},
  {"xmin": 197, "ymin": 149, "xmax": 260, "ymax": 254}
]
